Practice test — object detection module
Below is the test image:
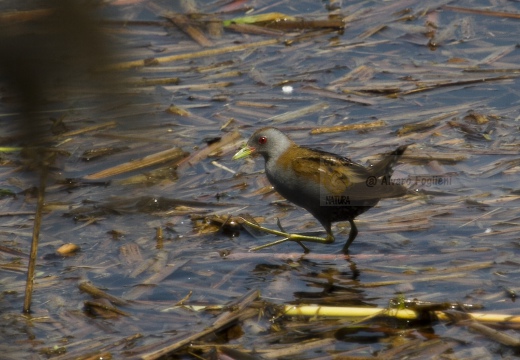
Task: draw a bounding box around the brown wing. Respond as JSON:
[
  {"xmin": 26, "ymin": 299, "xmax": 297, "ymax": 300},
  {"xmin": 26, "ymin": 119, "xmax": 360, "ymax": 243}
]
[
  {"xmin": 290, "ymin": 148, "xmax": 370, "ymax": 196},
  {"xmin": 290, "ymin": 147, "xmax": 407, "ymax": 201}
]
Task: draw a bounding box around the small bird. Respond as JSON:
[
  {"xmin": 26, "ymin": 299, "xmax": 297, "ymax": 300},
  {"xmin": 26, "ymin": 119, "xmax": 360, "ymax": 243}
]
[{"xmin": 233, "ymin": 127, "xmax": 409, "ymax": 253}]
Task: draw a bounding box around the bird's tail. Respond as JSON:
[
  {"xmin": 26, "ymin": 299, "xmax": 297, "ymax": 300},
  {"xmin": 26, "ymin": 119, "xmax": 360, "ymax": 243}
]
[{"xmin": 368, "ymin": 145, "xmax": 410, "ymax": 178}]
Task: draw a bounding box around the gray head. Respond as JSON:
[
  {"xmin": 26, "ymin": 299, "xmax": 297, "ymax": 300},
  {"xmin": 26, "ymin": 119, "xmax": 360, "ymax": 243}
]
[{"xmin": 233, "ymin": 127, "xmax": 294, "ymax": 162}]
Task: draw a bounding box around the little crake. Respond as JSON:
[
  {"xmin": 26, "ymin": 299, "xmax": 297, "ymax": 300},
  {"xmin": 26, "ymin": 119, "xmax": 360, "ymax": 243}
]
[{"xmin": 233, "ymin": 127, "xmax": 409, "ymax": 253}]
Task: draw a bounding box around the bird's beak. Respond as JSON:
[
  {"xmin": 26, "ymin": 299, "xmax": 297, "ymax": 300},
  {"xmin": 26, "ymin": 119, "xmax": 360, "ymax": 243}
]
[{"xmin": 232, "ymin": 145, "xmax": 255, "ymax": 160}]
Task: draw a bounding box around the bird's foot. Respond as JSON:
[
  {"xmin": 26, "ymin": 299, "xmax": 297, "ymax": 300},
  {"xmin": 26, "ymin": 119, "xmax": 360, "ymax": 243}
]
[{"xmin": 237, "ymin": 217, "xmax": 332, "ymax": 252}]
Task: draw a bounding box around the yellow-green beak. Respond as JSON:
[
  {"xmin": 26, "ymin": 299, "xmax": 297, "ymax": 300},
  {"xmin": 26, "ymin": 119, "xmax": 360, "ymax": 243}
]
[{"xmin": 232, "ymin": 145, "xmax": 255, "ymax": 160}]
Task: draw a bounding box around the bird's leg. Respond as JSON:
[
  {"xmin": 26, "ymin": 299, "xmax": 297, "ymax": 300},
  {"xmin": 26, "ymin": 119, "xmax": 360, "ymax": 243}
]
[
  {"xmin": 276, "ymin": 218, "xmax": 310, "ymax": 253},
  {"xmin": 341, "ymin": 219, "xmax": 358, "ymax": 253},
  {"xmin": 237, "ymin": 217, "xmax": 334, "ymax": 252},
  {"xmin": 275, "ymin": 218, "xmax": 285, "ymax": 232}
]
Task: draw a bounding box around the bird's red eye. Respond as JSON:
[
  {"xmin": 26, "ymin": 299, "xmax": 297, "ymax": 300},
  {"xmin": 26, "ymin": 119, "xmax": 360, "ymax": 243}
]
[{"xmin": 258, "ymin": 136, "xmax": 267, "ymax": 145}]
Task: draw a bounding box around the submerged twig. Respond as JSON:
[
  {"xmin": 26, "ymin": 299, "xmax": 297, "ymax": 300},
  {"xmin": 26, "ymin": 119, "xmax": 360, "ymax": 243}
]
[
  {"xmin": 443, "ymin": 5, "xmax": 520, "ymax": 19},
  {"xmin": 58, "ymin": 121, "xmax": 117, "ymax": 138},
  {"xmin": 458, "ymin": 207, "xmax": 502, "ymax": 228},
  {"xmin": 165, "ymin": 12, "xmax": 213, "ymax": 47},
  {"xmin": 23, "ymin": 154, "xmax": 48, "ymax": 313},
  {"xmin": 264, "ymin": 102, "xmax": 329, "ymax": 123},
  {"xmin": 84, "ymin": 300, "xmax": 130, "ymax": 317},
  {"xmin": 140, "ymin": 290, "xmax": 260, "ymax": 359},
  {"xmin": 79, "ymin": 281, "xmax": 130, "ymax": 306},
  {"xmin": 462, "ymin": 319, "xmax": 520, "ymax": 346},
  {"xmin": 260, "ymin": 338, "xmax": 335, "ymax": 359}
]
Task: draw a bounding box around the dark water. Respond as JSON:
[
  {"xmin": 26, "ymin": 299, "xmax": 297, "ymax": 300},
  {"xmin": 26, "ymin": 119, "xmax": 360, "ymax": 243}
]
[{"xmin": 1, "ymin": 0, "xmax": 519, "ymax": 358}]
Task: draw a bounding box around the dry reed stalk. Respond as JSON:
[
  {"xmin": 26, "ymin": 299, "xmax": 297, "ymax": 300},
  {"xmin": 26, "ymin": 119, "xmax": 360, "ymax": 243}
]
[
  {"xmin": 397, "ymin": 111, "xmax": 458, "ymax": 135},
  {"xmin": 311, "ymin": 119, "xmax": 386, "ymax": 134},
  {"xmin": 175, "ymin": 130, "xmax": 241, "ymax": 172},
  {"xmin": 84, "ymin": 147, "xmax": 185, "ymax": 180},
  {"xmin": 285, "ymin": 305, "xmax": 520, "ymax": 323},
  {"xmin": 226, "ymin": 23, "xmax": 284, "ymax": 36},
  {"xmin": 100, "ymin": 39, "xmax": 279, "ymax": 71}
]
